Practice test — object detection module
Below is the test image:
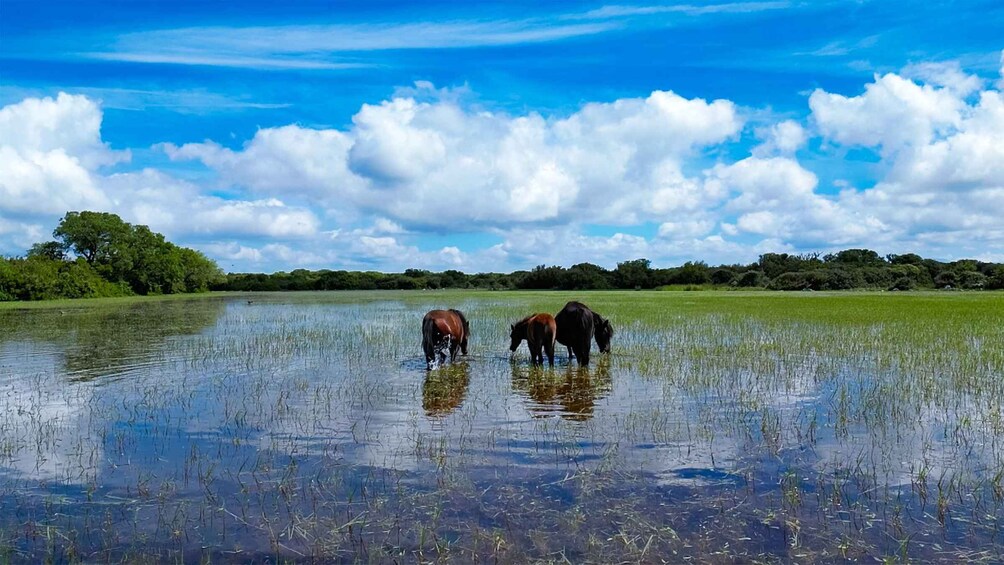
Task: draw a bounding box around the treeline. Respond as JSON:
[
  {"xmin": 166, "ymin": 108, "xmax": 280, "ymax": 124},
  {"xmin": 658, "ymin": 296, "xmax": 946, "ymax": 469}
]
[
  {"xmin": 218, "ymin": 249, "xmax": 1004, "ymax": 292},
  {"xmin": 0, "ymin": 212, "xmax": 223, "ymax": 301},
  {"xmin": 5, "ymin": 212, "xmax": 1002, "ymax": 302}
]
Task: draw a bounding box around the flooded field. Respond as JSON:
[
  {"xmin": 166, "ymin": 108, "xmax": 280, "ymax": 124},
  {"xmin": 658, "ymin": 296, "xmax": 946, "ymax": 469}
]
[{"xmin": 1, "ymin": 291, "xmax": 1002, "ymax": 563}]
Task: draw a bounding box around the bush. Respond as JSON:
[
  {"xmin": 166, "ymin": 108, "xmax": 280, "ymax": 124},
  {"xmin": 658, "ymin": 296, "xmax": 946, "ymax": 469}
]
[
  {"xmin": 889, "ymin": 277, "xmax": 916, "ymax": 291},
  {"xmin": 768, "ymin": 272, "xmax": 811, "ymax": 291},
  {"xmin": 710, "ymin": 268, "xmax": 736, "ymax": 285},
  {"xmin": 958, "ymin": 271, "xmax": 987, "ymax": 290},
  {"xmin": 735, "ymin": 270, "xmax": 767, "ymax": 287},
  {"xmin": 934, "ymin": 271, "xmax": 958, "ymax": 288}
]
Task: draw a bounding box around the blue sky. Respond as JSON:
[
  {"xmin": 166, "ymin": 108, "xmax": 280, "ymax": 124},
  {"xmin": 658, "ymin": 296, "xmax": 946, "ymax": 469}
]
[{"xmin": 2, "ymin": 1, "xmax": 1002, "ymax": 272}]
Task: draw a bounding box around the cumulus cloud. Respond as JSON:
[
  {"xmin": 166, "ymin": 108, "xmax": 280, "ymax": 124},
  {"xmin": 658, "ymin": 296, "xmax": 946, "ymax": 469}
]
[
  {"xmin": 0, "ymin": 92, "xmax": 129, "ymax": 168},
  {"xmin": 752, "ymin": 119, "xmax": 806, "ymax": 156},
  {"xmin": 169, "ymin": 86, "xmax": 742, "ymax": 228},
  {"xmin": 0, "ymin": 93, "xmax": 119, "ymax": 218},
  {"xmin": 0, "ymin": 94, "xmax": 321, "ymax": 258},
  {"xmin": 809, "ymin": 69, "xmax": 1004, "ymax": 256},
  {"xmin": 4, "ymin": 58, "xmax": 1004, "ymax": 271},
  {"xmin": 162, "ymin": 125, "xmax": 363, "ymax": 201},
  {"xmin": 810, "ymin": 72, "xmax": 965, "ymax": 153}
]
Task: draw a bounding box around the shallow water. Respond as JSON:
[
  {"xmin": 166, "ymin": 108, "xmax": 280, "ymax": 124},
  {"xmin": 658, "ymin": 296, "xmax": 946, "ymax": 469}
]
[{"xmin": 0, "ymin": 292, "xmax": 1001, "ymax": 563}]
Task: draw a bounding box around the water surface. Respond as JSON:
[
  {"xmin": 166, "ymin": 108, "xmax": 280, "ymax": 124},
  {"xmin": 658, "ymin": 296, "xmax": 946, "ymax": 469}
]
[{"xmin": 1, "ymin": 291, "xmax": 1001, "ymax": 563}]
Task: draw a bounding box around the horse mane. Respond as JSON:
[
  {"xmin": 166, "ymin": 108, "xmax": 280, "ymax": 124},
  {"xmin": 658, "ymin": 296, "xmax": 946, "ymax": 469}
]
[{"xmin": 593, "ymin": 312, "xmax": 612, "ymax": 334}]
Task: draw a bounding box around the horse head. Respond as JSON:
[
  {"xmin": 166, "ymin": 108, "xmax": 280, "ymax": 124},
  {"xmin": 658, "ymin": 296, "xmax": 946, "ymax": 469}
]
[
  {"xmin": 594, "ymin": 316, "xmax": 613, "ymax": 353},
  {"xmin": 509, "ymin": 320, "xmax": 527, "ymax": 352}
]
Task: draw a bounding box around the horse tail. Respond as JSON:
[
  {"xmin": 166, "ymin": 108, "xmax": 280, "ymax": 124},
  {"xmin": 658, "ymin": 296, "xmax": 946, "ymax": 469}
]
[
  {"xmin": 422, "ymin": 315, "xmax": 439, "ymax": 360},
  {"xmin": 450, "ymin": 309, "xmax": 470, "ymax": 354}
]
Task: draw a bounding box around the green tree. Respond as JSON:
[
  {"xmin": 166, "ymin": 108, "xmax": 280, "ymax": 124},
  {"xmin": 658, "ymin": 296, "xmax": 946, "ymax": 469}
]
[
  {"xmin": 562, "ymin": 263, "xmax": 612, "ymax": 289},
  {"xmin": 710, "ymin": 268, "xmax": 736, "ymax": 285},
  {"xmin": 615, "ymin": 258, "xmax": 653, "ymax": 289},
  {"xmin": 53, "ymin": 211, "xmax": 132, "ymax": 266},
  {"xmin": 179, "ymin": 248, "xmax": 223, "ymax": 292},
  {"xmin": 27, "ymin": 241, "xmax": 66, "ymax": 261},
  {"xmin": 824, "ymin": 248, "xmax": 884, "ymax": 266},
  {"xmin": 735, "ymin": 270, "xmax": 767, "ymax": 287}
]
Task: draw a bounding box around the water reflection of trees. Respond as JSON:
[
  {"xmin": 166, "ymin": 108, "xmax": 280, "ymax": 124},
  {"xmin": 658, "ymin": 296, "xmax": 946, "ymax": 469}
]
[
  {"xmin": 0, "ymin": 298, "xmax": 226, "ymax": 381},
  {"xmin": 422, "ymin": 363, "xmax": 471, "ymax": 417},
  {"xmin": 510, "ymin": 356, "xmax": 612, "ymax": 421}
]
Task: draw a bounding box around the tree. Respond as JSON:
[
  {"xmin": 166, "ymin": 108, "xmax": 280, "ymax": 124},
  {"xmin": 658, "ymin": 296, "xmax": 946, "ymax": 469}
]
[
  {"xmin": 518, "ymin": 265, "xmax": 566, "ymax": 289},
  {"xmin": 759, "ymin": 253, "xmax": 804, "ymax": 279},
  {"xmin": 986, "ymin": 266, "xmax": 1004, "ymax": 290},
  {"xmin": 672, "ymin": 261, "xmax": 711, "ymax": 285},
  {"xmin": 824, "ymin": 248, "xmax": 884, "ymax": 266},
  {"xmin": 958, "ymin": 271, "xmax": 987, "ymax": 290},
  {"xmin": 615, "ymin": 259, "xmax": 653, "ymax": 289},
  {"xmin": 735, "ymin": 270, "xmax": 767, "ymax": 287},
  {"xmin": 710, "ymin": 268, "xmax": 736, "ymax": 285},
  {"xmin": 53, "ymin": 211, "xmax": 132, "ymax": 265},
  {"xmin": 562, "ymin": 263, "xmax": 612, "ymax": 290},
  {"xmin": 28, "ymin": 241, "xmax": 66, "ymax": 261},
  {"xmin": 179, "ymin": 248, "xmax": 224, "ymax": 292}
]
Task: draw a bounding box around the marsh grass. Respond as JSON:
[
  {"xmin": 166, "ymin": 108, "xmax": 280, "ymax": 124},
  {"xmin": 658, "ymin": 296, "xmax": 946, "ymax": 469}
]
[{"xmin": 0, "ymin": 290, "xmax": 1001, "ymax": 563}]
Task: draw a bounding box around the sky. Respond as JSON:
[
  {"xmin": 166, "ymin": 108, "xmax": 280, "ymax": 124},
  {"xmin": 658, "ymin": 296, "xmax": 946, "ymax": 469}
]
[{"xmin": 1, "ymin": 0, "xmax": 1002, "ymax": 273}]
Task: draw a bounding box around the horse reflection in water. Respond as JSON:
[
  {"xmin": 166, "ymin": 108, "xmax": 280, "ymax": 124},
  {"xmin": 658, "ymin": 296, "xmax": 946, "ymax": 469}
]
[
  {"xmin": 510, "ymin": 356, "xmax": 612, "ymax": 421},
  {"xmin": 422, "ymin": 362, "xmax": 471, "ymax": 417}
]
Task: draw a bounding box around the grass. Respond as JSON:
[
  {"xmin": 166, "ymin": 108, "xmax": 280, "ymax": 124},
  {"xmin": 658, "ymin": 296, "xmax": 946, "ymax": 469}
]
[{"xmin": 0, "ymin": 290, "xmax": 1002, "ymax": 563}]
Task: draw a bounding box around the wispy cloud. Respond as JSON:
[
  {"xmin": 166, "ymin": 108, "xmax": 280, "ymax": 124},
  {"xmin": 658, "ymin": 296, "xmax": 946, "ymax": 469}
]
[
  {"xmin": 83, "ymin": 52, "xmax": 369, "ymax": 71},
  {"xmin": 85, "ymin": 20, "xmax": 617, "ymax": 69},
  {"xmin": 577, "ymin": 2, "xmax": 791, "ymax": 19},
  {"xmin": 0, "ymin": 86, "xmax": 290, "ymax": 114}
]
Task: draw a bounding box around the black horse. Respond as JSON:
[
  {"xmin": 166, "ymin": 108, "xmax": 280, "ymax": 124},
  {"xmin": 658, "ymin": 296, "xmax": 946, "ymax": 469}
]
[{"xmin": 554, "ymin": 301, "xmax": 612, "ymax": 366}]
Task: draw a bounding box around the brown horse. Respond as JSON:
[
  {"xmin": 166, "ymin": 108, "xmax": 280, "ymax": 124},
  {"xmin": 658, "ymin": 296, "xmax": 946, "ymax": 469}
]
[
  {"xmin": 422, "ymin": 309, "xmax": 470, "ymax": 369},
  {"xmin": 509, "ymin": 313, "xmax": 557, "ymax": 366},
  {"xmin": 554, "ymin": 301, "xmax": 612, "ymax": 366}
]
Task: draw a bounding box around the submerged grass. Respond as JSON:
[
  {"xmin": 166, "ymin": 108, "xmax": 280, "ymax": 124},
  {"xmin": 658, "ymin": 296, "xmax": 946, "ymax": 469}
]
[{"xmin": 0, "ymin": 290, "xmax": 1002, "ymax": 563}]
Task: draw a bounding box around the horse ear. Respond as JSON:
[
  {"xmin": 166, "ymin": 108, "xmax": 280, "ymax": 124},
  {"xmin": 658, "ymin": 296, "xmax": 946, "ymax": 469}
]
[{"xmin": 510, "ymin": 324, "xmax": 515, "ymax": 330}]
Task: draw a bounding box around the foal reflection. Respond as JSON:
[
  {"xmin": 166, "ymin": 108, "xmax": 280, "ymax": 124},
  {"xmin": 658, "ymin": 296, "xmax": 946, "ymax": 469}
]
[
  {"xmin": 422, "ymin": 362, "xmax": 471, "ymax": 417},
  {"xmin": 510, "ymin": 356, "xmax": 612, "ymax": 421}
]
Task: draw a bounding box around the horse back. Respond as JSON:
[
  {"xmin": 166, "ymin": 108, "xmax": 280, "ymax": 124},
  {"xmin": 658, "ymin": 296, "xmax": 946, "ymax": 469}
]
[
  {"xmin": 555, "ymin": 302, "xmax": 594, "ymax": 345},
  {"xmin": 424, "ymin": 309, "xmax": 465, "ymax": 341},
  {"xmin": 528, "ymin": 313, "xmax": 557, "ymax": 344}
]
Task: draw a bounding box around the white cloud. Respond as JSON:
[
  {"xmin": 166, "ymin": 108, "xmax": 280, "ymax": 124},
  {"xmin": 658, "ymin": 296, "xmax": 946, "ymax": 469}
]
[
  {"xmin": 579, "ymin": 2, "xmax": 790, "ymax": 19},
  {"xmin": 998, "ymin": 49, "xmax": 1004, "ymax": 91},
  {"xmin": 170, "ymin": 87, "xmax": 742, "ymax": 228},
  {"xmin": 810, "ymin": 71, "xmax": 1004, "ymax": 257},
  {"xmin": 0, "ymin": 93, "xmax": 118, "ymax": 219},
  {"xmin": 809, "ymin": 72, "xmax": 965, "ymax": 153},
  {"xmin": 902, "ymin": 61, "xmax": 983, "ymax": 97},
  {"xmin": 0, "ymin": 92, "xmax": 128, "ymax": 168},
  {"xmin": 4, "ymin": 58, "xmax": 1004, "ymax": 272},
  {"xmin": 657, "ymin": 218, "xmax": 715, "ymax": 238},
  {"xmin": 753, "ymin": 119, "xmax": 806, "ymax": 156},
  {"xmin": 86, "ymin": 19, "xmax": 616, "ymax": 69},
  {"xmin": 162, "ymin": 125, "xmax": 364, "ymax": 201},
  {"xmin": 0, "ymin": 94, "xmax": 322, "ymax": 258},
  {"xmin": 348, "ymin": 98, "xmax": 449, "ymax": 182}
]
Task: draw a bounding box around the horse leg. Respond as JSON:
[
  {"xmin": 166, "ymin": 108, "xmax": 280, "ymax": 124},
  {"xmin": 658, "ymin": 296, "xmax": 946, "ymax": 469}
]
[
  {"xmin": 577, "ymin": 340, "xmax": 590, "ymax": 366},
  {"xmin": 424, "ymin": 337, "xmax": 436, "ymax": 369},
  {"xmin": 545, "ymin": 341, "xmax": 555, "ymax": 366},
  {"xmin": 533, "ymin": 342, "xmax": 544, "ymax": 365},
  {"xmin": 567, "ymin": 346, "xmax": 574, "ymax": 360}
]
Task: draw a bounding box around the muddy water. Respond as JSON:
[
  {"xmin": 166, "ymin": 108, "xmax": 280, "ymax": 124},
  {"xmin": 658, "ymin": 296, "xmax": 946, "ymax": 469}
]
[{"xmin": 0, "ymin": 292, "xmax": 1000, "ymax": 563}]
